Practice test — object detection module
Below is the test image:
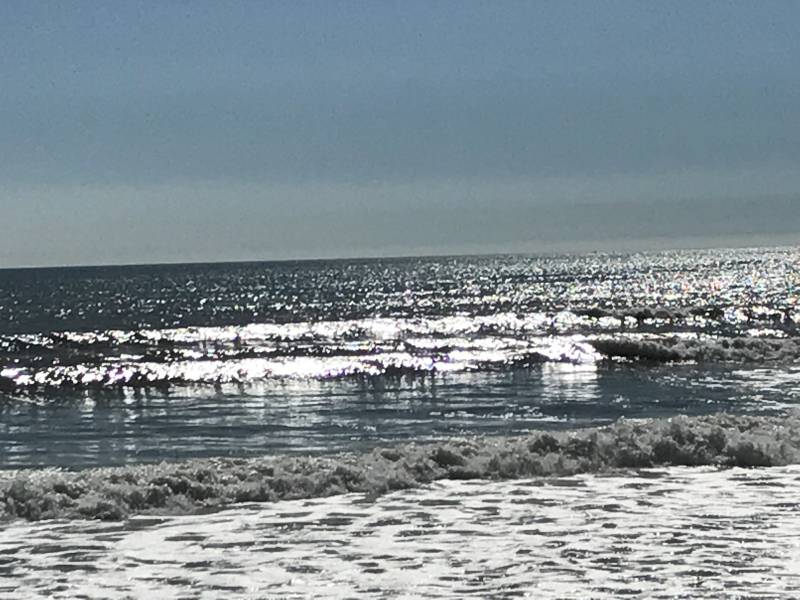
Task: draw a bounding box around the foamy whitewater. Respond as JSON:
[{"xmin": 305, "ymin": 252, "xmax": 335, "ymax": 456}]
[{"xmin": 1, "ymin": 246, "xmax": 800, "ymax": 597}]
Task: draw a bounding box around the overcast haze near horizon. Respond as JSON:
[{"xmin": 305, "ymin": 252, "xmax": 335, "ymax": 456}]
[{"xmin": 1, "ymin": 1, "xmax": 799, "ymax": 267}]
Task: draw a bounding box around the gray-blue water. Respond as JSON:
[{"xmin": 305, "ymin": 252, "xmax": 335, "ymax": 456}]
[{"xmin": 1, "ymin": 246, "xmax": 799, "ymax": 469}]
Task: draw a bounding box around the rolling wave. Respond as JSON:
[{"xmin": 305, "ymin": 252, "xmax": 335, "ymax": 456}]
[
  {"xmin": 2, "ymin": 412, "xmax": 799, "ymax": 521},
  {"xmin": 0, "ymin": 309, "xmax": 798, "ymax": 393},
  {"xmin": 591, "ymin": 334, "xmax": 800, "ymax": 363}
]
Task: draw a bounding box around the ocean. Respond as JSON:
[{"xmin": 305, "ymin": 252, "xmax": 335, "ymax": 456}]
[{"xmin": 1, "ymin": 246, "xmax": 800, "ymax": 598}]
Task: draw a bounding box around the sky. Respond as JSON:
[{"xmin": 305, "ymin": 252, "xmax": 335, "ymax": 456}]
[{"xmin": 1, "ymin": 1, "xmax": 799, "ymax": 267}]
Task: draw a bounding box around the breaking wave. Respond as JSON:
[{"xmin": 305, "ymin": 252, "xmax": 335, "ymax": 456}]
[
  {"xmin": 3, "ymin": 412, "xmax": 800, "ymax": 522},
  {"xmin": 0, "ymin": 310, "xmax": 798, "ymax": 393},
  {"xmin": 590, "ymin": 334, "xmax": 800, "ymax": 363}
]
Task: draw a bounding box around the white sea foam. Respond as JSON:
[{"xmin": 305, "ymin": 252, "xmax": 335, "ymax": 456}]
[{"xmin": 3, "ymin": 466, "xmax": 800, "ymax": 598}]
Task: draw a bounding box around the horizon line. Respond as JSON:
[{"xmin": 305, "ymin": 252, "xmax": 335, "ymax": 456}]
[{"xmin": 2, "ymin": 236, "xmax": 797, "ymax": 272}]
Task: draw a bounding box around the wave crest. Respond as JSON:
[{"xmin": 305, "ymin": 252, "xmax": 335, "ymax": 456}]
[
  {"xmin": 3, "ymin": 412, "xmax": 800, "ymax": 522},
  {"xmin": 591, "ymin": 335, "xmax": 800, "ymax": 363}
]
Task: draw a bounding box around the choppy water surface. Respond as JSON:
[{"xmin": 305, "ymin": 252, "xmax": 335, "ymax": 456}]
[{"xmin": 1, "ymin": 246, "xmax": 799, "ymax": 467}]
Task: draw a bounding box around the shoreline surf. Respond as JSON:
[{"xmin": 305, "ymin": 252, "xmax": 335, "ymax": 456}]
[{"xmin": 3, "ymin": 411, "xmax": 799, "ymax": 522}]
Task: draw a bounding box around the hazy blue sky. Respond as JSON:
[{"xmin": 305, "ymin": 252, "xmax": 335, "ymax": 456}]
[{"xmin": 1, "ymin": 1, "xmax": 798, "ymax": 267}]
